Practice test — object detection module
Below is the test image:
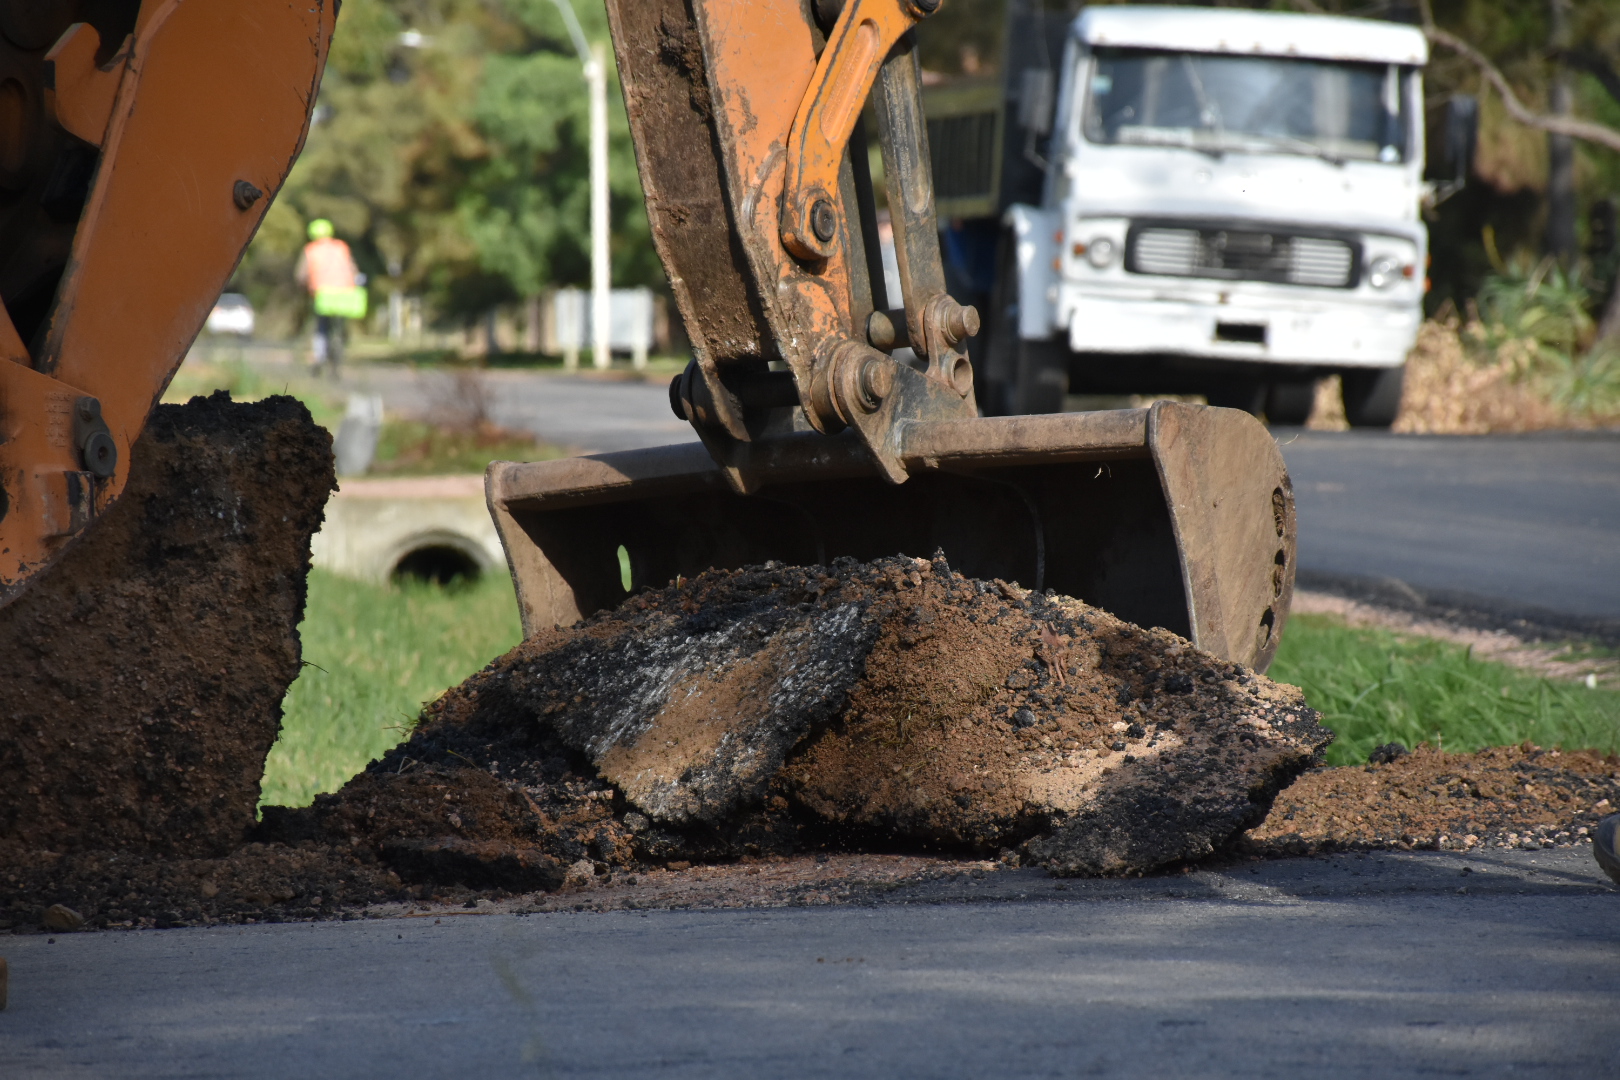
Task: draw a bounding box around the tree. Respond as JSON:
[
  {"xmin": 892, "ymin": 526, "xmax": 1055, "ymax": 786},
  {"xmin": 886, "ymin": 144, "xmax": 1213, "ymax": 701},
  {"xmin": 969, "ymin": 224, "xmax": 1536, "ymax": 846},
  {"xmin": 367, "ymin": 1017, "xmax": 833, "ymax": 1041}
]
[{"xmin": 234, "ymin": 0, "xmax": 659, "ymax": 333}]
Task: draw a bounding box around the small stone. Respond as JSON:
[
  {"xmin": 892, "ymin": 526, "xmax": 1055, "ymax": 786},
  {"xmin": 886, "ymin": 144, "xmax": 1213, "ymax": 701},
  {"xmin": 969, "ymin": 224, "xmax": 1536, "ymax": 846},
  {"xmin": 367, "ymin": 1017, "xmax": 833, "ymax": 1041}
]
[
  {"xmin": 1592, "ymin": 815, "xmax": 1620, "ymax": 887},
  {"xmin": 1368, "ymin": 743, "xmax": 1409, "ymax": 765},
  {"xmin": 42, "ymin": 904, "xmax": 84, "ymax": 932}
]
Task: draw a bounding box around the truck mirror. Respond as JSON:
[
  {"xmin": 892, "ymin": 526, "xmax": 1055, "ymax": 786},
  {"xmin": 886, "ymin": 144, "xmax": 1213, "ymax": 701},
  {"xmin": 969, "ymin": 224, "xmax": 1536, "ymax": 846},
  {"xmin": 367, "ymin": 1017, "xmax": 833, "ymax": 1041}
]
[
  {"xmin": 1444, "ymin": 94, "xmax": 1477, "ymax": 186},
  {"xmin": 1018, "ymin": 69, "xmax": 1054, "ymax": 135}
]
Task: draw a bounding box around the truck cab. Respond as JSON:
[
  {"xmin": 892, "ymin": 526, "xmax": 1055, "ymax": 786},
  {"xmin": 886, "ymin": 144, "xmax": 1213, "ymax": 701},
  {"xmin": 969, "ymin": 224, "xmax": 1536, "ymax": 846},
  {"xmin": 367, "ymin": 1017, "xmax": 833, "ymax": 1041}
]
[{"xmin": 945, "ymin": 6, "xmax": 1430, "ymax": 426}]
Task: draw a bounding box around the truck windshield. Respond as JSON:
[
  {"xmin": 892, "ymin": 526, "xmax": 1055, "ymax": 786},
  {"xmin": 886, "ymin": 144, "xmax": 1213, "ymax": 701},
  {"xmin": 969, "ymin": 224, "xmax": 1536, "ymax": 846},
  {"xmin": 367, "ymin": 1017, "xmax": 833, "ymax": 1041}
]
[{"xmin": 1082, "ymin": 48, "xmax": 1410, "ymax": 164}]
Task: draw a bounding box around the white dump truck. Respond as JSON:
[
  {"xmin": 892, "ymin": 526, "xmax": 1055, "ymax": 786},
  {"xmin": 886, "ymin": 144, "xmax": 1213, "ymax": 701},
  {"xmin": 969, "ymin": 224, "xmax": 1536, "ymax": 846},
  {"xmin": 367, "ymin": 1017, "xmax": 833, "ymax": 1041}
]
[{"xmin": 927, "ymin": 5, "xmax": 1445, "ymax": 426}]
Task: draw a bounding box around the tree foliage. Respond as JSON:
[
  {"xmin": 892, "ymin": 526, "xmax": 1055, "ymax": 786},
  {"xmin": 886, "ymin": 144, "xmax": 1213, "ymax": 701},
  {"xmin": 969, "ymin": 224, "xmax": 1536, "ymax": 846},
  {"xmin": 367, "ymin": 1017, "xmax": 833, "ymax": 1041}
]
[{"xmin": 236, "ymin": 0, "xmax": 658, "ymax": 330}]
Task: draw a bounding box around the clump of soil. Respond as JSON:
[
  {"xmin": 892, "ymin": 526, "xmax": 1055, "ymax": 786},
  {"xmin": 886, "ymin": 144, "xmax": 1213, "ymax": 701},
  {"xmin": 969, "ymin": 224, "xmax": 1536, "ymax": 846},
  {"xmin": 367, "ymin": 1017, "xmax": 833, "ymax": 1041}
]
[
  {"xmin": 1247, "ymin": 743, "xmax": 1620, "ymax": 855},
  {"xmin": 0, "ymin": 392, "xmax": 334, "ymax": 861},
  {"xmin": 255, "ymin": 555, "xmax": 1332, "ymax": 884}
]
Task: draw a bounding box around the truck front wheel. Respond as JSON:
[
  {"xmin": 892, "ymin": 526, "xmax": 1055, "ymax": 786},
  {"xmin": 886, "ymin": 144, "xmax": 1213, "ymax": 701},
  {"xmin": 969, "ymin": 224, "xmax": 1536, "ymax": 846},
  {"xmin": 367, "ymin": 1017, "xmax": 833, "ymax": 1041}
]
[
  {"xmin": 1205, "ymin": 380, "xmax": 1266, "ymax": 415},
  {"xmin": 1264, "ymin": 379, "xmax": 1317, "ymax": 426},
  {"xmin": 1341, "ymin": 366, "xmax": 1405, "ymax": 428},
  {"xmin": 1011, "ymin": 339, "xmax": 1068, "ymax": 414}
]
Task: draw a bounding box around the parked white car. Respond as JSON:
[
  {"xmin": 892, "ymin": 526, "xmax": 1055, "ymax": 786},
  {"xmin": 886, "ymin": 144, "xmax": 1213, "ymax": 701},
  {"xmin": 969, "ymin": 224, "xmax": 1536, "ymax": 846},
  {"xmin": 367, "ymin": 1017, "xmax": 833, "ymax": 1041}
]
[{"xmin": 205, "ymin": 293, "xmax": 255, "ymax": 337}]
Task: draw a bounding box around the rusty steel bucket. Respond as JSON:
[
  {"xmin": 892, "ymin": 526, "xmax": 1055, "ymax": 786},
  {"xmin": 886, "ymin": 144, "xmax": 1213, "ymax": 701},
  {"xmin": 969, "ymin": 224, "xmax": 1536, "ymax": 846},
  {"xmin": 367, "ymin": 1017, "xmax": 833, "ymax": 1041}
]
[{"xmin": 486, "ymin": 402, "xmax": 1295, "ymax": 673}]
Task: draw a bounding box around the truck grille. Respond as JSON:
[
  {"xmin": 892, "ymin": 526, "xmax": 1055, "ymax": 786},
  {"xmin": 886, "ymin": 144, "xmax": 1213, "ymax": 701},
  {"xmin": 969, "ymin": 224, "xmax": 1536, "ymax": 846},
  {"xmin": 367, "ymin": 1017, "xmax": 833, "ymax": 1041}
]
[{"xmin": 1126, "ymin": 224, "xmax": 1359, "ymax": 288}]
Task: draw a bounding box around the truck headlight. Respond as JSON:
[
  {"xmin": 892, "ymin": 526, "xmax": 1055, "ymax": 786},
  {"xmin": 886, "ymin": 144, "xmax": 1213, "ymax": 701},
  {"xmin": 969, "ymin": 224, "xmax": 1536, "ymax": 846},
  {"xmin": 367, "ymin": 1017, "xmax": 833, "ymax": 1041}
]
[
  {"xmin": 1366, "ymin": 255, "xmax": 1407, "ymax": 289},
  {"xmin": 1082, "ymin": 236, "xmax": 1116, "ymax": 269}
]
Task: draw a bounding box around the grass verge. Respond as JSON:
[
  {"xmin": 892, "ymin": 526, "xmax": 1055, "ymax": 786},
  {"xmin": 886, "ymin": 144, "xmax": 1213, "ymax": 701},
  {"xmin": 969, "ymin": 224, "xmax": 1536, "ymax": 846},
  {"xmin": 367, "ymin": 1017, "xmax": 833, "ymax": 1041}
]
[
  {"xmin": 368, "ymin": 418, "xmax": 565, "ymax": 476},
  {"xmin": 260, "ymin": 569, "xmax": 522, "ymax": 808},
  {"xmin": 1270, "ymin": 614, "xmax": 1620, "ymax": 766}
]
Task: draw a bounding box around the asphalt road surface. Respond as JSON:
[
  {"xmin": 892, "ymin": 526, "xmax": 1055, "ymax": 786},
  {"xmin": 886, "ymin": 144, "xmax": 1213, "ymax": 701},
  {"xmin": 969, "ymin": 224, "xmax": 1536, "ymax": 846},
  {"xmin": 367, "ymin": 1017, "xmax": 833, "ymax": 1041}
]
[
  {"xmin": 1280, "ymin": 430, "xmax": 1620, "ymax": 623},
  {"xmin": 340, "ymin": 365, "xmax": 1619, "ymax": 621},
  {"xmin": 4, "ymin": 850, "xmax": 1615, "ymax": 1079},
  {"xmin": 349, "ymin": 365, "xmax": 697, "ymax": 454}
]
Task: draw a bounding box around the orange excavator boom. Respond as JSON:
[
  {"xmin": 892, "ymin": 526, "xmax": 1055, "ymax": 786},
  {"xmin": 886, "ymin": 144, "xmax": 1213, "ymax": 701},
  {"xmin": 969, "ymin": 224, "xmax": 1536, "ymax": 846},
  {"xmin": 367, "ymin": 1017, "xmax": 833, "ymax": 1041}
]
[{"xmin": 0, "ymin": 1, "xmax": 336, "ymax": 609}]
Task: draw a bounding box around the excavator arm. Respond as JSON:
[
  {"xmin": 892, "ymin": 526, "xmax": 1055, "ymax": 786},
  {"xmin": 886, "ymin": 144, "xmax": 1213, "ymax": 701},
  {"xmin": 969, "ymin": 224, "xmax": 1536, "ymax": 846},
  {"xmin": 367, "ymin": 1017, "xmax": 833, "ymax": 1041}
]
[
  {"xmin": 0, "ymin": 1, "xmax": 336, "ymax": 609},
  {"xmin": 644, "ymin": 0, "xmax": 980, "ymax": 490},
  {"xmin": 488, "ymin": 0, "xmax": 1298, "ymax": 671}
]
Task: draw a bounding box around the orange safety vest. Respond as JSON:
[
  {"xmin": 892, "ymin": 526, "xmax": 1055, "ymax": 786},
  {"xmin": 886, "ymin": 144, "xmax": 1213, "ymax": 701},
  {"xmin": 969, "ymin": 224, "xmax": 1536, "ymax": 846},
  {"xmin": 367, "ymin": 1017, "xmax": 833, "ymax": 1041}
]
[{"xmin": 302, "ymin": 237, "xmax": 356, "ymax": 293}]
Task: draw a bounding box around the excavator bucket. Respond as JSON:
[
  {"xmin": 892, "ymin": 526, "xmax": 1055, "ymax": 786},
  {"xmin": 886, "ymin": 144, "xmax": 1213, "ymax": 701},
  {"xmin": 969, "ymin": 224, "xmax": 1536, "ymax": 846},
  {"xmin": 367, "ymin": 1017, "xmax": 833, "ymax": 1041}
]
[
  {"xmin": 489, "ymin": 403, "xmax": 1295, "ymax": 672},
  {"xmin": 487, "ymin": 0, "xmax": 1297, "ymax": 673}
]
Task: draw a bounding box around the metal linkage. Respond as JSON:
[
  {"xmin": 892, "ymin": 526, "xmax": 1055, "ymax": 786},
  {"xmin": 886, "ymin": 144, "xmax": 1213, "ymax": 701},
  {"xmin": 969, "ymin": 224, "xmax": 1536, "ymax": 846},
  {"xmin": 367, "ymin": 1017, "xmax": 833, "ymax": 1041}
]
[{"xmin": 641, "ymin": 0, "xmax": 980, "ymax": 490}]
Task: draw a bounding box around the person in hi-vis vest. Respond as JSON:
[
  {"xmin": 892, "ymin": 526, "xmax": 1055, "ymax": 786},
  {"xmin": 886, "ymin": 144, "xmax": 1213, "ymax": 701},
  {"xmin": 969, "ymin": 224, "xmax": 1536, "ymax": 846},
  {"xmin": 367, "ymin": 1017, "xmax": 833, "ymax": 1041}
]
[{"xmin": 294, "ymin": 219, "xmax": 365, "ymax": 375}]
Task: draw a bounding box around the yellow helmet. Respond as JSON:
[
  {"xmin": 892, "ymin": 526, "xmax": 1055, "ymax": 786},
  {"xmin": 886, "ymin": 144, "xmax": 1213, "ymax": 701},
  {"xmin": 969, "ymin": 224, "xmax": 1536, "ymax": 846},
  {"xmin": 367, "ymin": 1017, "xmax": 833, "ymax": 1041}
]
[{"xmin": 307, "ymin": 218, "xmax": 335, "ymax": 240}]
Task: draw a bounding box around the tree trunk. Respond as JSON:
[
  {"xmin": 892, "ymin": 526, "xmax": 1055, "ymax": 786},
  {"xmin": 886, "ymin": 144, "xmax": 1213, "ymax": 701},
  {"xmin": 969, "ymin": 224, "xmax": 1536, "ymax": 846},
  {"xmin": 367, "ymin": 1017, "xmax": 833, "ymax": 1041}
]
[
  {"xmin": 1545, "ymin": 0, "xmax": 1578, "ymax": 263},
  {"xmin": 1599, "ymin": 281, "xmax": 1620, "ymax": 342}
]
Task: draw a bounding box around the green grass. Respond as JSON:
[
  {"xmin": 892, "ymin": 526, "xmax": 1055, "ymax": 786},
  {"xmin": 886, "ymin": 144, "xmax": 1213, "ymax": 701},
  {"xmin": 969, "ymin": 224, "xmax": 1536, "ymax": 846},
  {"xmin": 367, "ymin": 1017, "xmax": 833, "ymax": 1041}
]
[
  {"xmin": 260, "ymin": 569, "xmax": 522, "ymax": 808},
  {"xmin": 369, "ymin": 418, "xmax": 564, "ymax": 476},
  {"xmin": 1270, "ymin": 615, "xmax": 1620, "ymax": 766}
]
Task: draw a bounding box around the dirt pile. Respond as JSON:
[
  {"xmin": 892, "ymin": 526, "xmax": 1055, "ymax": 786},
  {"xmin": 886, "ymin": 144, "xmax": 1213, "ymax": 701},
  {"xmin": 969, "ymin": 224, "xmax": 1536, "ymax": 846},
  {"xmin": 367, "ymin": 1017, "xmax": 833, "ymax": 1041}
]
[
  {"xmin": 3, "ymin": 541, "xmax": 1616, "ymax": 930},
  {"xmin": 258, "ymin": 556, "xmax": 1332, "ymax": 883},
  {"xmin": 0, "ymin": 392, "xmax": 334, "ymax": 860},
  {"xmin": 1247, "ymin": 743, "xmax": 1620, "ymax": 855}
]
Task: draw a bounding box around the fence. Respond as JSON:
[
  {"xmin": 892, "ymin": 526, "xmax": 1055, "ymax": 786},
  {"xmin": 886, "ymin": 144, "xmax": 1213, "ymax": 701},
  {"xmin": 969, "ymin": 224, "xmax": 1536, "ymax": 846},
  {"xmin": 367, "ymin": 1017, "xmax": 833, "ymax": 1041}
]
[{"xmin": 543, "ymin": 287, "xmax": 659, "ymax": 368}]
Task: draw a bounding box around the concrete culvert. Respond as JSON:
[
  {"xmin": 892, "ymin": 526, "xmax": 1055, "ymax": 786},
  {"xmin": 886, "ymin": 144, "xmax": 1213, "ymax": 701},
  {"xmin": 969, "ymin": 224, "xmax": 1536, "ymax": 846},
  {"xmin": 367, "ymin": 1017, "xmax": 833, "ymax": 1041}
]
[
  {"xmin": 309, "ymin": 475, "xmax": 507, "ymax": 584},
  {"xmin": 393, "ymin": 544, "xmax": 483, "ymax": 586}
]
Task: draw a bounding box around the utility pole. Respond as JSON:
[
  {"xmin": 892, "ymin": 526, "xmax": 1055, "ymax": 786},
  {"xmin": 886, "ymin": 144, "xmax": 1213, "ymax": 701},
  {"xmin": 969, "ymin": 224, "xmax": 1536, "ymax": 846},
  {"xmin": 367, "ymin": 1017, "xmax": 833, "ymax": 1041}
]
[
  {"xmin": 550, "ymin": 0, "xmax": 612, "ymax": 369},
  {"xmin": 588, "ymin": 43, "xmax": 611, "ymax": 370}
]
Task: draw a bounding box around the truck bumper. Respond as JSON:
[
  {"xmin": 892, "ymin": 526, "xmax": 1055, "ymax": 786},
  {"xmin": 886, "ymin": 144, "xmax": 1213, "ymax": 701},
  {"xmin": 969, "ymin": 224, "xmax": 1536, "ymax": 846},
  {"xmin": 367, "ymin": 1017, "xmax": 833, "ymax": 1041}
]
[{"xmin": 1064, "ymin": 293, "xmax": 1420, "ymax": 370}]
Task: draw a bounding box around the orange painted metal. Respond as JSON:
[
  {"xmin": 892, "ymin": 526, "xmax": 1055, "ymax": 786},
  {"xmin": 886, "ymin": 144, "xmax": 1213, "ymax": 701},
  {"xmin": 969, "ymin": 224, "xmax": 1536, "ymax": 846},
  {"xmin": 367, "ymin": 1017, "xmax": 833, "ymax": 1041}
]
[
  {"xmin": 779, "ymin": 0, "xmax": 929, "ymax": 261},
  {"xmin": 0, "ymin": 0, "xmax": 336, "ymax": 609},
  {"xmin": 688, "ymin": 1, "xmax": 860, "ymax": 426},
  {"xmin": 43, "ymin": 23, "xmax": 128, "ymax": 147}
]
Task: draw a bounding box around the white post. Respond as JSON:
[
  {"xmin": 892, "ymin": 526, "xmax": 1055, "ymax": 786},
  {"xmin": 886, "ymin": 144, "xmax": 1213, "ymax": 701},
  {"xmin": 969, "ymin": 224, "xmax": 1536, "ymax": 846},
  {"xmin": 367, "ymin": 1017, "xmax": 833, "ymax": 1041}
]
[
  {"xmin": 587, "ymin": 43, "xmax": 611, "ymax": 370},
  {"xmin": 630, "ymin": 287, "xmax": 651, "ymax": 370}
]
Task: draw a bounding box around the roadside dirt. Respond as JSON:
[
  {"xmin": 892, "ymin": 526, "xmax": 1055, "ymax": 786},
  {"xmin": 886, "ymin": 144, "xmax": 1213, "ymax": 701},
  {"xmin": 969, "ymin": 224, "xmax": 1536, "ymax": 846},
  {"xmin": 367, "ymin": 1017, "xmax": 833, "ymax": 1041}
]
[
  {"xmin": 262, "ymin": 556, "xmax": 1331, "ymax": 883},
  {"xmin": 1247, "ymin": 743, "xmax": 1620, "ymax": 856},
  {"xmin": 1306, "ymin": 317, "xmax": 1619, "ymax": 435}
]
